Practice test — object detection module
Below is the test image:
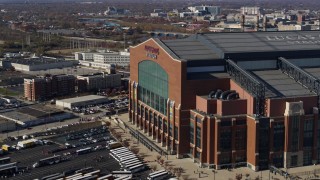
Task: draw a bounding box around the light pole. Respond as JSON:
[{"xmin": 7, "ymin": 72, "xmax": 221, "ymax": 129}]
[{"xmin": 6, "ymin": 120, "xmax": 8, "ymax": 139}]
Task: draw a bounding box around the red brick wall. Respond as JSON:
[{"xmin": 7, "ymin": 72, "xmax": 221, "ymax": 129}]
[
  {"xmin": 247, "ymin": 117, "xmax": 258, "ymax": 167},
  {"xmin": 217, "ymin": 99, "xmax": 247, "ymax": 116},
  {"xmin": 267, "ymin": 96, "xmax": 318, "ymax": 117},
  {"xmin": 130, "ymin": 39, "xmax": 183, "ymax": 105},
  {"xmin": 230, "ymin": 80, "xmax": 256, "ymax": 115}
]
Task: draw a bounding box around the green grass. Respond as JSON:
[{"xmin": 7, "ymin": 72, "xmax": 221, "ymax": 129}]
[{"xmin": 0, "ymin": 88, "xmax": 20, "ymax": 96}]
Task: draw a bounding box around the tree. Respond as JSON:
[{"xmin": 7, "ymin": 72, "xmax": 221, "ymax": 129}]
[
  {"xmin": 156, "ymin": 155, "xmax": 161, "ymax": 161},
  {"xmin": 164, "ymin": 161, "xmax": 169, "ymax": 170},
  {"xmin": 131, "ymin": 147, "xmax": 139, "ymax": 155},
  {"xmin": 105, "ymin": 121, "xmax": 111, "ymax": 128},
  {"xmin": 123, "ymin": 139, "xmax": 130, "ymax": 147},
  {"xmin": 236, "ymin": 174, "xmax": 243, "ymax": 180},
  {"xmin": 176, "ymin": 171, "xmax": 182, "ymax": 179},
  {"xmin": 168, "ymin": 166, "xmax": 173, "ymax": 174},
  {"xmin": 150, "ymin": 164, "xmax": 157, "ymax": 172},
  {"xmin": 35, "ymin": 46, "xmax": 45, "ymax": 56},
  {"xmin": 115, "ymin": 133, "xmax": 122, "ymax": 140}
]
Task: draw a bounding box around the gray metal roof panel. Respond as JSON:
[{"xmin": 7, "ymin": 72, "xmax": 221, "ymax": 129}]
[
  {"xmin": 304, "ymin": 67, "xmax": 320, "ymax": 79},
  {"xmin": 251, "ymin": 69, "xmax": 314, "ymax": 98},
  {"xmin": 160, "ymin": 31, "xmax": 320, "ymax": 61}
]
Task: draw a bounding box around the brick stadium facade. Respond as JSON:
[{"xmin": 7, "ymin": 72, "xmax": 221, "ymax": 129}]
[{"xmin": 129, "ymin": 31, "xmax": 320, "ymax": 171}]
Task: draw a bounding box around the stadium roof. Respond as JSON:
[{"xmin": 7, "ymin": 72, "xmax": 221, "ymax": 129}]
[
  {"xmin": 251, "ymin": 69, "xmax": 315, "ymax": 98},
  {"xmin": 161, "ymin": 31, "xmax": 320, "ymax": 61}
]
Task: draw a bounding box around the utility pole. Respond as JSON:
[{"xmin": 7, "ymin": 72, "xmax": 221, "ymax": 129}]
[{"xmin": 123, "ymin": 33, "xmax": 126, "ymax": 51}]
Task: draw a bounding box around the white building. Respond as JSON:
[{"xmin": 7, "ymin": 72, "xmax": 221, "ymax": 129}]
[
  {"xmin": 241, "ymin": 6, "xmax": 261, "ymax": 15},
  {"xmin": 74, "ymin": 52, "xmax": 94, "ymax": 61},
  {"xmin": 75, "ymin": 51, "xmax": 130, "ymax": 67},
  {"xmin": 187, "ymin": 5, "xmax": 221, "ymax": 16},
  {"xmin": 56, "ymin": 95, "xmax": 109, "ymax": 109},
  {"xmin": 93, "ymin": 51, "xmax": 130, "ymax": 67}
]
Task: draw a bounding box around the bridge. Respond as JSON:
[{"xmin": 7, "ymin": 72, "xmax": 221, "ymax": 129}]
[{"xmin": 144, "ymin": 31, "xmax": 191, "ymax": 38}]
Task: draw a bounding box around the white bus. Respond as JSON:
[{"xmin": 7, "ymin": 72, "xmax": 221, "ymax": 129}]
[
  {"xmin": 147, "ymin": 171, "xmax": 169, "ymax": 180},
  {"xmin": 112, "ymin": 171, "xmax": 132, "ymax": 178},
  {"xmin": 86, "ymin": 170, "xmax": 100, "ymax": 176},
  {"xmin": 97, "ymin": 174, "xmax": 113, "ymax": 180},
  {"xmin": 114, "ymin": 176, "xmax": 131, "ymax": 180},
  {"xmin": 147, "ymin": 170, "xmax": 166, "ymax": 177},
  {"xmin": 113, "ymin": 152, "xmax": 133, "ymax": 159},
  {"xmin": 119, "ymin": 155, "xmax": 138, "ymax": 162},
  {"xmin": 76, "ymin": 147, "xmax": 92, "ymax": 155},
  {"xmin": 124, "ymin": 162, "xmax": 143, "ymax": 169},
  {"xmin": 110, "ymin": 149, "xmax": 129, "ymax": 155},
  {"xmin": 121, "ymin": 159, "xmax": 141, "ymax": 166},
  {"xmin": 110, "ymin": 147, "xmax": 127, "ymax": 152},
  {"xmin": 112, "ymin": 151, "xmax": 132, "ymax": 157},
  {"xmin": 65, "ymin": 173, "xmax": 82, "ymax": 180},
  {"xmin": 126, "ymin": 164, "xmax": 145, "ymax": 173},
  {"xmin": 116, "ymin": 154, "xmax": 136, "ymax": 160}
]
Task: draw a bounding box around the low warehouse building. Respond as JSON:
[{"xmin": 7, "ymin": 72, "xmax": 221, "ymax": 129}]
[
  {"xmin": 0, "ymin": 118, "xmax": 16, "ymax": 132},
  {"xmin": 56, "ymin": 95, "xmax": 109, "ymax": 109},
  {"xmin": 1, "ymin": 56, "xmax": 77, "ymax": 71},
  {"xmin": 0, "ymin": 104, "xmax": 74, "ymax": 127}
]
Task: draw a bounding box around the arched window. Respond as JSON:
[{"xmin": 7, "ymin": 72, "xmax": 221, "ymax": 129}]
[{"xmin": 138, "ymin": 60, "xmax": 168, "ymax": 115}]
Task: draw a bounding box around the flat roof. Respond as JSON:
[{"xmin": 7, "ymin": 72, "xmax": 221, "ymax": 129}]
[
  {"xmin": 303, "ymin": 67, "xmax": 320, "ymax": 79},
  {"xmin": 8, "ymin": 57, "xmax": 66, "ymax": 65},
  {"xmin": 202, "ymin": 31, "xmax": 320, "ymax": 53},
  {"xmin": 0, "ymin": 104, "xmax": 65, "ymax": 123},
  {"xmin": 251, "ymin": 69, "xmax": 315, "ymax": 98},
  {"xmin": 56, "ymin": 95, "xmax": 108, "ymax": 104},
  {"xmin": 160, "ymin": 31, "xmax": 320, "ymax": 61}
]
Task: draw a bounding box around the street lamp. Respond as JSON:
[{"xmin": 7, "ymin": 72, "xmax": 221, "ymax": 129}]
[{"xmin": 212, "ymin": 169, "xmax": 216, "ymax": 180}]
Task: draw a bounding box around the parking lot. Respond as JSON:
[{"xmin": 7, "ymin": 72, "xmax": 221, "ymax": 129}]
[
  {"xmin": 0, "ymin": 123, "xmax": 150, "ymax": 179},
  {"xmin": 70, "ymin": 96, "xmax": 129, "ymax": 116}
]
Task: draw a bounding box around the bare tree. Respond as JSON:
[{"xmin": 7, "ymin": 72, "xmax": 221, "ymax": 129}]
[
  {"xmin": 131, "ymin": 147, "xmax": 140, "ymax": 155},
  {"xmin": 159, "ymin": 159, "xmax": 164, "ymax": 165},
  {"xmin": 105, "ymin": 121, "xmax": 111, "ymax": 128},
  {"xmin": 150, "ymin": 164, "xmax": 157, "ymax": 172},
  {"xmin": 123, "ymin": 139, "xmax": 130, "ymax": 147},
  {"xmin": 168, "ymin": 166, "xmax": 173, "ymax": 174},
  {"xmin": 176, "ymin": 171, "xmax": 182, "ymax": 179},
  {"xmin": 236, "ymin": 174, "xmax": 243, "ymax": 180},
  {"xmin": 156, "ymin": 155, "xmax": 161, "ymax": 161}
]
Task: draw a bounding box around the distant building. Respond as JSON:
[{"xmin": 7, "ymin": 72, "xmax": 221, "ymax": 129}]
[
  {"xmin": 277, "ymin": 24, "xmax": 311, "ymax": 31},
  {"xmin": 75, "ymin": 50, "xmax": 130, "ymax": 67},
  {"xmin": 150, "ymin": 12, "xmax": 168, "ymax": 18},
  {"xmin": 188, "ymin": 5, "xmax": 221, "ymax": 16},
  {"xmin": 56, "ymin": 95, "xmax": 109, "ymax": 109},
  {"xmin": 0, "ymin": 104, "xmax": 73, "ymax": 127},
  {"xmin": 180, "ymin": 12, "xmax": 201, "ymax": 18},
  {"xmin": 93, "ymin": 51, "xmax": 130, "ymax": 67},
  {"xmin": 241, "ymin": 6, "xmax": 262, "ymax": 15},
  {"xmin": 24, "ymin": 74, "xmax": 75, "ymax": 101},
  {"xmin": 75, "ymin": 52, "xmax": 94, "ymax": 61},
  {"xmin": 1, "ymin": 56, "xmax": 76, "ymax": 71},
  {"xmin": 104, "ymin": 7, "xmax": 129, "ymax": 15},
  {"xmin": 77, "ymin": 60, "xmax": 116, "ymax": 74},
  {"xmin": 76, "ymin": 72, "xmax": 121, "ymax": 91}
]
